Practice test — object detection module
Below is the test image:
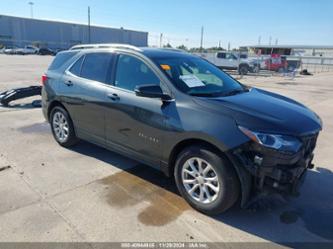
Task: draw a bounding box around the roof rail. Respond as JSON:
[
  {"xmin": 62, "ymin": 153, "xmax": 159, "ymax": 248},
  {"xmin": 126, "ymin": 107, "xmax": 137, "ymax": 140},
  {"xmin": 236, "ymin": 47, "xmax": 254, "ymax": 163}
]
[
  {"xmin": 69, "ymin": 43, "xmax": 142, "ymax": 52},
  {"xmin": 162, "ymin": 48, "xmax": 186, "ymax": 53}
]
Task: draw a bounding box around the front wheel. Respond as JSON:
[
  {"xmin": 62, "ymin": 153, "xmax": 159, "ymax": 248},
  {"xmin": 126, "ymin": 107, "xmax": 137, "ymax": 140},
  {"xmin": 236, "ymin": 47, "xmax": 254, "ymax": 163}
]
[{"xmin": 174, "ymin": 146, "xmax": 240, "ymax": 215}]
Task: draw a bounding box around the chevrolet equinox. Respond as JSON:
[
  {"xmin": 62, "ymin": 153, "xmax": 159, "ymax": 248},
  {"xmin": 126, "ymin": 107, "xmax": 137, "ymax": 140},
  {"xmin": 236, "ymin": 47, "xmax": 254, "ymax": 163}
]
[{"xmin": 42, "ymin": 44, "xmax": 322, "ymax": 214}]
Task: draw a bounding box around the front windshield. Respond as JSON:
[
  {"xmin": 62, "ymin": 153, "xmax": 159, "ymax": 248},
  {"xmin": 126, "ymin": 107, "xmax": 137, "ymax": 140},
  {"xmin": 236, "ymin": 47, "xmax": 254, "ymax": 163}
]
[{"xmin": 152, "ymin": 55, "xmax": 245, "ymax": 96}]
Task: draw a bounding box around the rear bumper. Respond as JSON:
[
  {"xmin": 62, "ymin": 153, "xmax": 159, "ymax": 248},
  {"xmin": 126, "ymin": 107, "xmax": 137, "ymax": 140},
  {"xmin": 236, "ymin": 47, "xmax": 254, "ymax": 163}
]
[{"xmin": 41, "ymin": 87, "xmax": 49, "ymax": 121}]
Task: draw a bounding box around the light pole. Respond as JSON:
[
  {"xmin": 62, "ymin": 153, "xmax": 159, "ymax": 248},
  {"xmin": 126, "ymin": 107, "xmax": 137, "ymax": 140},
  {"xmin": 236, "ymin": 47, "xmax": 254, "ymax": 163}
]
[
  {"xmin": 88, "ymin": 6, "xmax": 91, "ymax": 43},
  {"xmin": 160, "ymin": 33, "xmax": 163, "ymax": 48},
  {"xmin": 28, "ymin": 2, "xmax": 34, "ymax": 19},
  {"xmin": 200, "ymin": 26, "xmax": 204, "ymax": 52}
]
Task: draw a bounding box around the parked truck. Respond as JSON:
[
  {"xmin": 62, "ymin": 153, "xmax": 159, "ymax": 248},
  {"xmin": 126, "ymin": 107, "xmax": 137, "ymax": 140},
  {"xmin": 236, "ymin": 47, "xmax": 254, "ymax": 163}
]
[{"xmin": 196, "ymin": 51, "xmax": 260, "ymax": 75}]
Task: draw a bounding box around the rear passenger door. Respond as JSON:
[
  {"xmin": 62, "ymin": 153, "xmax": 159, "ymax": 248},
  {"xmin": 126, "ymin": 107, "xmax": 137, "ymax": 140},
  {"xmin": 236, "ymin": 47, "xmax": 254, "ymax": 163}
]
[{"xmin": 61, "ymin": 52, "xmax": 114, "ymax": 144}]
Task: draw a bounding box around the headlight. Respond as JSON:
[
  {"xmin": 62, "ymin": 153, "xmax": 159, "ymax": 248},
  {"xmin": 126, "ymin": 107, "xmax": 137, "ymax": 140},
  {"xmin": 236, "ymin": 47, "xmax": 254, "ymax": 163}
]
[{"xmin": 239, "ymin": 126, "xmax": 302, "ymax": 153}]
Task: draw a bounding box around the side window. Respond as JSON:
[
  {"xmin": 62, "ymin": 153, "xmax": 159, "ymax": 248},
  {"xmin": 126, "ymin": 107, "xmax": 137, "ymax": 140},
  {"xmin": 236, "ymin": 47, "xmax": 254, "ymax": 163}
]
[
  {"xmin": 115, "ymin": 54, "xmax": 160, "ymax": 91},
  {"xmin": 217, "ymin": 52, "xmax": 226, "ymax": 59},
  {"xmin": 69, "ymin": 56, "xmax": 84, "ymax": 76},
  {"xmin": 80, "ymin": 53, "xmax": 113, "ymax": 83}
]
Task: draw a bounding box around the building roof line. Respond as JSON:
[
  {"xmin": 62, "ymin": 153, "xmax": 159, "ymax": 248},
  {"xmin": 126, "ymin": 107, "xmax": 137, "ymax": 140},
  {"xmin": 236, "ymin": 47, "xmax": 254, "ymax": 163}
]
[
  {"xmin": 0, "ymin": 14, "xmax": 148, "ymax": 34},
  {"xmin": 243, "ymin": 44, "xmax": 333, "ymax": 49}
]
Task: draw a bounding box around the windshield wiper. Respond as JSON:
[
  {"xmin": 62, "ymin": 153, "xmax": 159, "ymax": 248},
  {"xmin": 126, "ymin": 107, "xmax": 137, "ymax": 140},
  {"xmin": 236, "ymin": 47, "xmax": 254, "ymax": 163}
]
[
  {"xmin": 189, "ymin": 87, "xmax": 250, "ymax": 97},
  {"xmin": 189, "ymin": 92, "xmax": 223, "ymax": 97},
  {"xmin": 223, "ymin": 88, "xmax": 249, "ymax": 97}
]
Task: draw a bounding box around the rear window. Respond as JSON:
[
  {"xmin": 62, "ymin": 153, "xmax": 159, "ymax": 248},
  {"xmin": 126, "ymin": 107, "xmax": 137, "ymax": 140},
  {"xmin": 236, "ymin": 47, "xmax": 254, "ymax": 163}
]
[
  {"xmin": 48, "ymin": 51, "xmax": 78, "ymax": 71},
  {"xmin": 217, "ymin": 52, "xmax": 226, "ymax": 59}
]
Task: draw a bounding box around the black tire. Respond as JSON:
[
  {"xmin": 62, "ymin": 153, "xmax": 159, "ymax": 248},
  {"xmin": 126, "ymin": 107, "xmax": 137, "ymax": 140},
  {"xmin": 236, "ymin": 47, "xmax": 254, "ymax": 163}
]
[
  {"xmin": 277, "ymin": 67, "xmax": 284, "ymax": 73},
  {"xmin": 174, "ymin": 145, "xmax": 240, "ymax": 215},
  {"xmin": 252, "ymin": 65, "xmax": 260, "ymax": 73},
  {"xmin": 238, "ymin": 64, "xmax": 249, "ymax": 75},
  {"xmin": 50, "ymin": 106, "xmax": 78, "ymax": 147}
]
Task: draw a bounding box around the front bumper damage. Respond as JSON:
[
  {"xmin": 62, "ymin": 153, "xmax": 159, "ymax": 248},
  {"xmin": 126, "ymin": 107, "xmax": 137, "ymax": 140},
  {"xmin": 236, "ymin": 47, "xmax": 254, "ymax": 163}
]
[{"xmin": 230, "ymin": 132, "xmax": 319, "ymax": 206}]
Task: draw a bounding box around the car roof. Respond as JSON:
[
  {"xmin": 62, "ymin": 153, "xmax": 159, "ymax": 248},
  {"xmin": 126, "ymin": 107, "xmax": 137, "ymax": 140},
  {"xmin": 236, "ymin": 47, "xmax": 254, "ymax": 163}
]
[
  {"xmin": 140, "ymin": 47, "xmax": 196, "ymax": 59},
  {"xmin": 68, "ymin": 43, "xmax": 197, "ymax": 60}
]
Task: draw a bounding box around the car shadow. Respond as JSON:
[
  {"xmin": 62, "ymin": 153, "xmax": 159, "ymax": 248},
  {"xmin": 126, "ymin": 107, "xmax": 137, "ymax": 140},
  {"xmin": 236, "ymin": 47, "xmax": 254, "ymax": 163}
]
[
  {"xmin": 68, "ymin": 141, "xmax": 333, "ymax": 243},
  {"xmin": 214, "ymin": 167, "xmax": 333, "ymax": 243}
]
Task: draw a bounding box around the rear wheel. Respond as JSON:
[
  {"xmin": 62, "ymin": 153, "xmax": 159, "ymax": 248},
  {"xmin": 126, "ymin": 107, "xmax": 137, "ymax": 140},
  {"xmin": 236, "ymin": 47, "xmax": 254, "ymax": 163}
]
[
  {"xmin": 252, "ymin": 65, "xmax": 260, "ymax": 73},
  {"xmin": 238, "ymin": 65, "xmax": 249, "ymax": 75},
  {"xmin": 50, "ymin": 106, "xmax": 78, "ymax": 147},
  {"xmin": 277, "ymin": 67, "xmax": 284, "ymax": 73},
  {"xmin": 174, "ymin": 146, "xmax": 240, "ymax": 215}
]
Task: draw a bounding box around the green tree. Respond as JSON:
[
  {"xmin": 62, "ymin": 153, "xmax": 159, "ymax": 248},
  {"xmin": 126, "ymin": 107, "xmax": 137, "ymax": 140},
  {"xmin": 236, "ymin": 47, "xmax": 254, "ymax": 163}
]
[
  {"xmin": 163, "ymin": 43, "xmax": 172, "ymax": 48},
  {"xmin": 176, "ymin": 44, "xmax": 188, "ymax": 51}
]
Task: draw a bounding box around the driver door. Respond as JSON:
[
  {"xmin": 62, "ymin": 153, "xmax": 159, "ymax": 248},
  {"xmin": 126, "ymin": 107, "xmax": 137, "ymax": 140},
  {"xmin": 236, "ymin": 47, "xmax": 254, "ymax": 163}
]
[{"xmin": 105, "ymin": 53, "xmax": 169, "ymax": 163}]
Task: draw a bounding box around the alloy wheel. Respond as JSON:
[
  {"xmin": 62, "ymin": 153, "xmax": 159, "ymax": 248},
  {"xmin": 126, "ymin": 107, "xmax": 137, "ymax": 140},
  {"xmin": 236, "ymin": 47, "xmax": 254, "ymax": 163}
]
[
  {"xmin": 52, "ymin": 111, "xmax": 69, "ymax": 143},
  {"xmin": 181, "ymin": 157, "xmax": 220, "ymax": 204}
]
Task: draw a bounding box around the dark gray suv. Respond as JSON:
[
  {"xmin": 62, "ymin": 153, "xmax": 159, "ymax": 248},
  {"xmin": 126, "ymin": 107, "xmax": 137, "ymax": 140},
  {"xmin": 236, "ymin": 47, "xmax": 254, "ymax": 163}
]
[{"xmin": 42, "ymin": 44, "xmax": 322, "ymax": 214}]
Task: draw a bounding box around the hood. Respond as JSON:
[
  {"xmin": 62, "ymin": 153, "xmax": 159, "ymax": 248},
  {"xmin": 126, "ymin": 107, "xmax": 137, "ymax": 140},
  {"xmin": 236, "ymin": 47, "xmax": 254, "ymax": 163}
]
[{"xmin": 195, "ymin": 88, "xmax": 322, "ymax": 136}]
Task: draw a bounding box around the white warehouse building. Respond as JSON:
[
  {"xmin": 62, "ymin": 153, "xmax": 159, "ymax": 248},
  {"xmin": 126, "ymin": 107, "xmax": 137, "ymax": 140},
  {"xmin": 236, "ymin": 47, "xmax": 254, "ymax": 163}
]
[{"xmin": 0, "ymin": 15, "xmax": 148, "ymax": 49}]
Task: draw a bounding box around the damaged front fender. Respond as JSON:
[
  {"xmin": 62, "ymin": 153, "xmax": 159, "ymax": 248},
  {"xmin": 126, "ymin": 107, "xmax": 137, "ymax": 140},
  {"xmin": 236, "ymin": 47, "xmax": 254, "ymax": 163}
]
[{"xmin": 227, "ymin": 132, "xmax": 319, "ymax": 207}]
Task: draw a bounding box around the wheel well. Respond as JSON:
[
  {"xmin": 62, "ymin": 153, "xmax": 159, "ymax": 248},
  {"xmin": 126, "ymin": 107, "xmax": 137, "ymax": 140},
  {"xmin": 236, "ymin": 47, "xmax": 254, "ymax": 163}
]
[
  {"xmin": 47, "ymin": 101, "xmax": 67, "ymax": 120},
  {"xmin": 168, "ymin": 139, "xmax": 227, "ymax": 176},
  {"xmin": 239, "ymin": 63, "xmax": 249, "ymax": 69}
]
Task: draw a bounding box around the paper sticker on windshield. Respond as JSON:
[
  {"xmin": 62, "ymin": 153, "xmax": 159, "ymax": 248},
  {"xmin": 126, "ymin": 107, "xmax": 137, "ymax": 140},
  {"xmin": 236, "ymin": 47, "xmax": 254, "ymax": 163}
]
[{"xmin": 179, "ymin": 75, "xmax": 205, "ymax": 88}]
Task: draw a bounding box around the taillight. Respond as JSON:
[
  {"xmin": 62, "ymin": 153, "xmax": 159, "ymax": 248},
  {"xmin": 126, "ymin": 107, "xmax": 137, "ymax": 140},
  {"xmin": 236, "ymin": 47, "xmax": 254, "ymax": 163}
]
[{"xmin": 42, "ymin": 74, "xmax": 48, "ymax": 86}]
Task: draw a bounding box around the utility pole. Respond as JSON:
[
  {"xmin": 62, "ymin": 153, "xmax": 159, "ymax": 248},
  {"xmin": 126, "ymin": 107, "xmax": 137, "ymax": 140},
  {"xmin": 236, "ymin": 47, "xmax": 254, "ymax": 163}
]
[
  {"xmin": 258, "ymin": 36, "xmax": 261, "ymax": 45},
  {"xmin": 200, "ymin": 26, "xmax": 204, "ymax": 52},
  {"xmin": 28, "ymin": 2, "xmax": 34, "ymax": 19},
  {"xmin": 275, "ymin": 38, "xmax": 278, "ymax": 45},
  {"xmin": 88, "ymin": 6, "xmax": 91, "ymax": 43},
  {"xmin": 269, "ymin": 36, "xmax": 272, "ymax": 46},
  {"xmin": 160, "ymin": 33, "xmax": 163, "ymax": 48}
]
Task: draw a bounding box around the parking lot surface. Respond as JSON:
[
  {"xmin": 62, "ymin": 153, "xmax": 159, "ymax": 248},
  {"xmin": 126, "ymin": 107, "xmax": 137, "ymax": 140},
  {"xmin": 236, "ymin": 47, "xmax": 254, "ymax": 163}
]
[{"xmin": 0, "ymin": 55, "xmax": 332, "ymax": 244}]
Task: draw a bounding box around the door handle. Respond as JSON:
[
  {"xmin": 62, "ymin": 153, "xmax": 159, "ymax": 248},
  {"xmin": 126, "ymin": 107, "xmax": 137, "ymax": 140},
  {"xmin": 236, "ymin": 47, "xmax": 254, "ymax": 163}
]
[
  {"xmin": 107, "ymin": 93, "xmax": 120, "ymax": 101},
  {"xmin": 64, "ymin": 80, "xmax": 73, "ymax": 86}
]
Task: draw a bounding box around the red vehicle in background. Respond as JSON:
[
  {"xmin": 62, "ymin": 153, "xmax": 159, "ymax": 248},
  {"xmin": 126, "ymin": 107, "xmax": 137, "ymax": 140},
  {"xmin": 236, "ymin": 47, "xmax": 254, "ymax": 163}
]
[{"xmin": 265, "ymin": 54, "xmax": 288, "ymax": 72}]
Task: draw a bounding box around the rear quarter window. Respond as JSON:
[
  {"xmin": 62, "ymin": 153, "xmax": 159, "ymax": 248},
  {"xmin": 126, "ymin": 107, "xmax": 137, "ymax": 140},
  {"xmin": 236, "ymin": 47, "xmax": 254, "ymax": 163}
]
[
  {"xmin": 69, "ymin": 56, "xmax": 84, "ymax": 76},
  {"xmin": 48, "ymin": 51, "xmax": 78, "ymax": 71}
]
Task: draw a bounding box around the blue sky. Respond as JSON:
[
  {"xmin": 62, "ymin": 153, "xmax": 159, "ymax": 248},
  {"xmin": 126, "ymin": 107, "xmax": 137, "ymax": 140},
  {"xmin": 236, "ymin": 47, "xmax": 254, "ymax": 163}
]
[{"xmin": 1, "ymin": 0, "xmax": 332, "ymax": 48}]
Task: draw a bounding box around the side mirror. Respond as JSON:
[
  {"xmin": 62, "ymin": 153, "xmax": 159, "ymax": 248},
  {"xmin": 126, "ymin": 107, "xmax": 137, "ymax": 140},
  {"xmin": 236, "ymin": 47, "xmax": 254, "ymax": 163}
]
[{"xmin": 135, "ymin": 84, "xmax": 173, "ymax": 101}]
